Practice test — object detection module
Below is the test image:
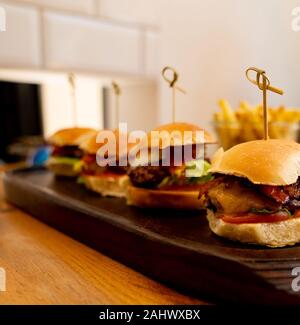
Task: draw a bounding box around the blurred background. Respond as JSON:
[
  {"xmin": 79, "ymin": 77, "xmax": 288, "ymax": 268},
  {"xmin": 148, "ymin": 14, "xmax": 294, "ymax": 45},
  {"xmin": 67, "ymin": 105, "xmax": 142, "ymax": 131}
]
[{"xmin": 0, "ymin": 0, "xmax": 299, "ymax": 163}]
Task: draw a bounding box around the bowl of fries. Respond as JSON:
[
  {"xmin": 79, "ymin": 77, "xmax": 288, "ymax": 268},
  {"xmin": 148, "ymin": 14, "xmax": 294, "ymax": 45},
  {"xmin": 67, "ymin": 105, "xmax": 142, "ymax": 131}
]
[{"xmin": 213, "ymin": 100, "xmax": 300, "ymax": 150}]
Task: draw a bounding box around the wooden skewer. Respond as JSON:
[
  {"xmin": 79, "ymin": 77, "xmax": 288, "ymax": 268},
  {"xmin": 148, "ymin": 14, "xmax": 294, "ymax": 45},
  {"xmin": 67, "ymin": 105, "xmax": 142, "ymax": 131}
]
[
  {"xmin": 68, "ymin": 72, "xmax": 77, "ymax": 126},
  {"xmin": 162, "ymin": 66, "xmax": 186, "ymax": 123},
  {"xmin": 245, "ymin": 67, "xmax": 284, "ymax": 140},
  {"xmin": 112, "ymin": 81, "xmax": 121, "ymax": 128}
]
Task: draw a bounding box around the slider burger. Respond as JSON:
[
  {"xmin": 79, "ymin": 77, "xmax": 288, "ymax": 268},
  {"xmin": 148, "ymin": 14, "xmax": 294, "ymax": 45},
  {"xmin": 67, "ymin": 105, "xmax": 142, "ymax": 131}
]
[
  {"xmin": 200, "ymin": 139, "xmax": 300, "ymax": 247},
  {"xmin": 126, "ymin": 122, "xmax": 215, "ymax": 210},
  {"xmin": 79, "ymin": 129, "xmax": 129, "ymax": 197},
  {"xmin": 47, "ymin": 127, "xmax": 96, "ymax": 177}
]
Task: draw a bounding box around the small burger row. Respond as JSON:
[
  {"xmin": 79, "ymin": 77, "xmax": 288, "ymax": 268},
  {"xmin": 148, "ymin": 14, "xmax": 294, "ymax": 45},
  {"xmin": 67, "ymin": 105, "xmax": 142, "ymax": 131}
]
[
  {"xmin": 47, "ymin": 125, "xmax": 300, "ymax": 248},
  {"xmin": 47, "ymin": 123, "xmax": 214, "ymax": 207}
]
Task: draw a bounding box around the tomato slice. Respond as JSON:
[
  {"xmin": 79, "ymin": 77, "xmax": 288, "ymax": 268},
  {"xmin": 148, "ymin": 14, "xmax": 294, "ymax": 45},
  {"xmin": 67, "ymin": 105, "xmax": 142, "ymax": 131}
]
[
  {"xmin": 82, "ymin": 169, "xmax": 124, "ymax": 179},
  {"xmin": 159, "ymin": 184, "xmax": 203, "ymax": 191},
  {"xmin": 221, "ymin": 211, "xmax": 292, "ymax": 224},
  {"xmin": 83, "ymin": 154, "xmax": 96, "ymax": 164},
  {"xmin": 100, "ymin": 170, "xmax": 125, "ymax": 178}
]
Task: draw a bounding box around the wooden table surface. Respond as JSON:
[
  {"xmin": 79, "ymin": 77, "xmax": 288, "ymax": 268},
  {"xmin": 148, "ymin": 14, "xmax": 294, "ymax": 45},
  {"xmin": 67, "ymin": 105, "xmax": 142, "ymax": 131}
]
[{"xmin": 0, "ymin": 165, "xmax": 205, "ymax": 305}]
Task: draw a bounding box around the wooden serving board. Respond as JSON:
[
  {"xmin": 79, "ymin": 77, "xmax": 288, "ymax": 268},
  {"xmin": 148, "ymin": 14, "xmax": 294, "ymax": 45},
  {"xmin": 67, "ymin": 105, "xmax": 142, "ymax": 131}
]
[{"xmin": 4, "ymin": 167, "xmax": 300, "ymax": 304}]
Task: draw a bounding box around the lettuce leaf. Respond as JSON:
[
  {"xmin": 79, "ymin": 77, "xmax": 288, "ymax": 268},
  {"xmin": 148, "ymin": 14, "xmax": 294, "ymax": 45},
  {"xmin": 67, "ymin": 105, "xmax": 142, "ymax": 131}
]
[
  {"xmin": 158, "ymin": 159, "xmax": 213, "ymax": 188},
  {"xmin": 48, "ymin": 156, "xmax": 80, "ymax": 164},
  {"xmin": 185, "ymin": 173, "xmax": 214, "ymax": 184},
  {"xmin": 48, "ymin": 156, "xmax": 83, "ymax": 172},
  {"xmin": 185, "ymin": 159, "xmax": 211, "ymax": 178},
  {"xmin": 77, "ymin": 176, "xmax": 86, "ymax": 185}
]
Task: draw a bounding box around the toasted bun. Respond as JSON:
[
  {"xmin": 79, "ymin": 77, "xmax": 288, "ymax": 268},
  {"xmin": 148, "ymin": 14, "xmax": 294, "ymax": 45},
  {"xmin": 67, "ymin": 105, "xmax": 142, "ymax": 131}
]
[
  {"xmin": 80, "ymin": 130, "xmax": 106, "ymax": 154},
  {"xmin": 207, "ymin": 209, "xmax": 300, "ymax": 247},
  {"xmin": 147, "ymin": 122, "xmax": 215, "ymax": 149},
  {"xmin": 48, "ymin": 127, "xmax": 96, "ymax": 147},
  {"xmin": 210, "ymin": 139, "xmax": 300, "ymax": 185},
  {"xmin": 126, "ymin": 185, "xmax": 206, "ymax": 210},
  {"xmin": 47, "ymin": 162, "xmax": 79, "ymax": 177},
  {"xmin": 79, "ymin": 129, "xmax": 130, "ymax": 160},
  {"xmin": 82, "ymin": 174, "xmax": 129, "ymax": 198}
]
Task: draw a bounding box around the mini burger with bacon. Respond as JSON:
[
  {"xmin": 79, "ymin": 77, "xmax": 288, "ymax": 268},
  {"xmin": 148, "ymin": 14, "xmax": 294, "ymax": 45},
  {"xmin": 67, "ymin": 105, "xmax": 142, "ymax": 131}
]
[
  {"xmin": 126, "ymin": 122, "xmax": 215, "ymax": 210},
  {"xmin": 200, "ymin": 139, "xmax": 300, "ymax": 247},
  {"xmin": 79, "ymin": 129, "xmax": 129, "ymax": 197},
  {"xmin": 47, "ymin": 127, "xmax": 96, "ymax": 177}
]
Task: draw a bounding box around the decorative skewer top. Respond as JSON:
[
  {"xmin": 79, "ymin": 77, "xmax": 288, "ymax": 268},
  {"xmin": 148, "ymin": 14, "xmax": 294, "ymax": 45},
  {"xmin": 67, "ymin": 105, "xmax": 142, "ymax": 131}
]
[
  {"xmin": 161, "ymin": 66, "xmax": 186, "ymax": 123},
  {"xmin": 245, "ymin": 67, "xmax": 283, "ymax": 140}
]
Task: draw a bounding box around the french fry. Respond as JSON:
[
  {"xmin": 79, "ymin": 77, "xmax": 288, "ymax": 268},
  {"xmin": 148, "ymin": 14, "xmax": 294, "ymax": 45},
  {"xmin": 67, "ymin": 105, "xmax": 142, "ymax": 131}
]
[
  {"xmin": 214, "ymin": 100, "xmax": 300, "ymax": 149},
  {"xmin": 218, "ymin": 99, "xmax": 237, "ymax": 123}
]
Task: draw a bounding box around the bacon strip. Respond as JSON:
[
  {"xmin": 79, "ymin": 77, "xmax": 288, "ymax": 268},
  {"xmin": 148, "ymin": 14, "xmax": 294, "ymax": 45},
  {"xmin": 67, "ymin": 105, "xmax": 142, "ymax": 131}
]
[
  {"xmin": 259, "ymin": 185, "xmax": 289, "ymax": 204},
  {"xmin": 284, "ymin": 181, "xmax": 300, "ymax": 199},
  {"xmin": 52, "ymin": 145, "xmax": 83, "ymax": 158},
  {"xmin": 197, "ymin": 177, "xmax": 224, "ymax": 199},
  {"xmin": 221, "ymin": 211, "xmax": 292, "ymax": 224}
]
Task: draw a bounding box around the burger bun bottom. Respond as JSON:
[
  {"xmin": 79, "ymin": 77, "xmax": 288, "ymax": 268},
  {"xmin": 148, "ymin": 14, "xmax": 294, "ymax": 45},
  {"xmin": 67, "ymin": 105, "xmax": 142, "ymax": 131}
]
[
  {"xmin": 207, "ymin": 209, "xmax": 300, "ymax": 248},
  {"xmin": 82, "ymin": 174, "xmax": 129, "ymax": 198},
  {"xmin": 126, "ymin": 185, "xmax": 205, "ymax": 210}
]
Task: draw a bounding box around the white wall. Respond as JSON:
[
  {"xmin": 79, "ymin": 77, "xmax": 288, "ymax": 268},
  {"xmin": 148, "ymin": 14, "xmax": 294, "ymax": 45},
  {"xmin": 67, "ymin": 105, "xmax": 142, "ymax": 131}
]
[
  {"xmin": 1, "ymin": 0, "xmax": 300, "ymax": 134},
  {"xmin": 105, "ymin": 82, "xmax": 158, "ymax": 132},
  {"xmin": 41, "ymin": 75, "xmax": 104, "ymax": 137},
  {"xmin": 0, "ymin": 0, "xmax": 159, "ymax": 77},
  {"xmin": 159, "ymin": 0, "xmax": 300, "ymax": 131},
  {"xmin": 40, "ymin": 74, "xmax": 157, "ymax": 136},
  {"xmin": 0, "ymin": 0, "xmax": 160, "ymax": 135}
]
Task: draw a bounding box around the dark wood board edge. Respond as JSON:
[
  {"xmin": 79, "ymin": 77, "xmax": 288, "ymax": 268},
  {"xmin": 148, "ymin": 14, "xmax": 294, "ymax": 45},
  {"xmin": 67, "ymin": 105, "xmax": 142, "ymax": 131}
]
[{"xmin": 3, "ymin": 169, "xmax": 300, "ymax": 304}]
